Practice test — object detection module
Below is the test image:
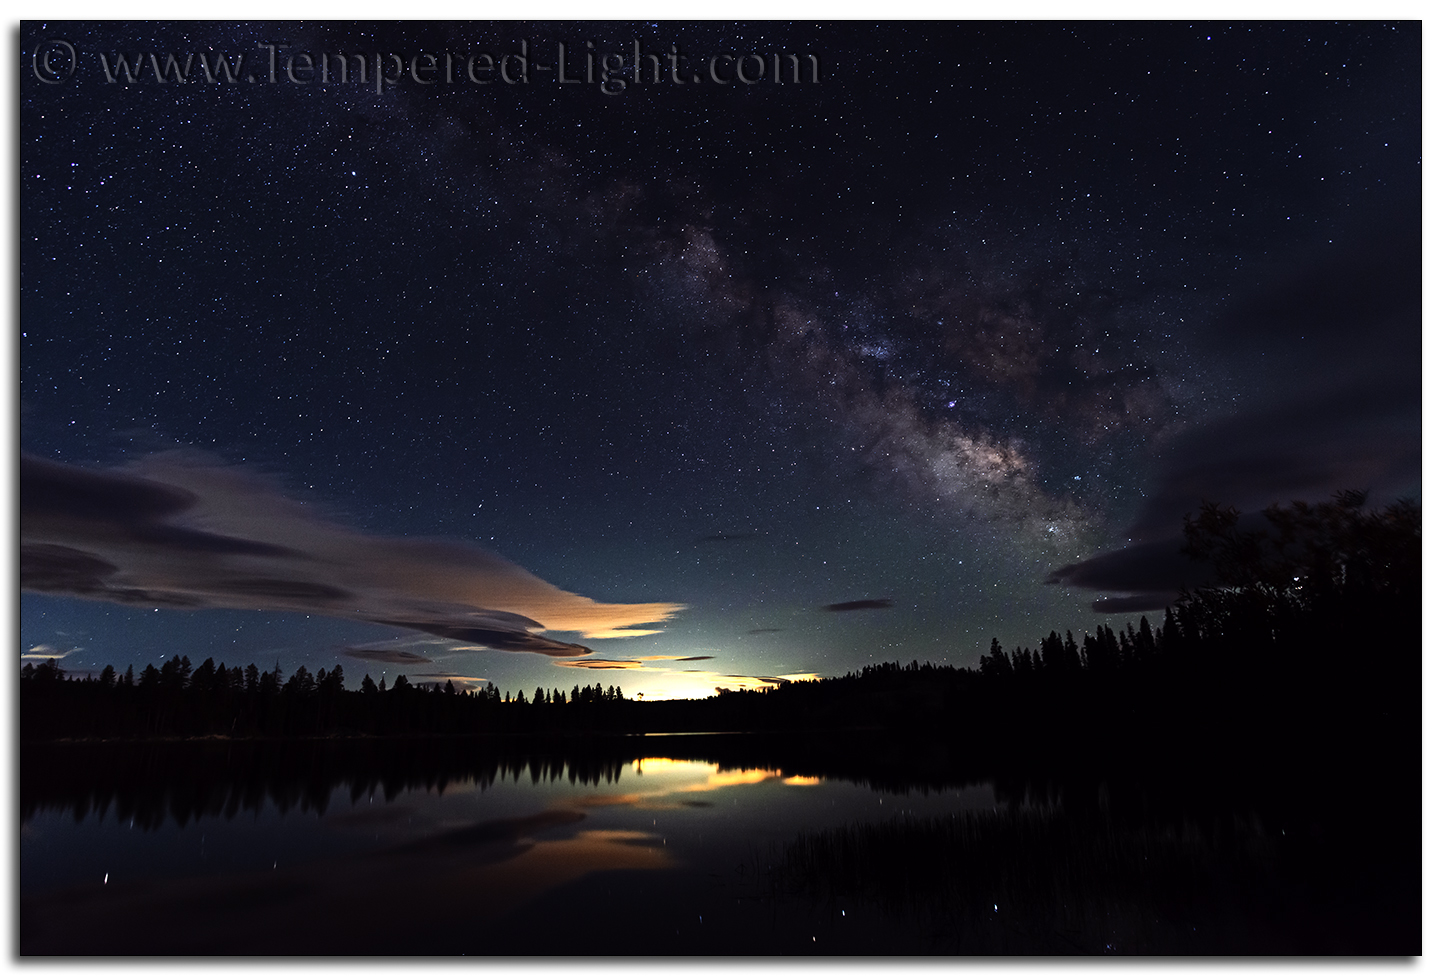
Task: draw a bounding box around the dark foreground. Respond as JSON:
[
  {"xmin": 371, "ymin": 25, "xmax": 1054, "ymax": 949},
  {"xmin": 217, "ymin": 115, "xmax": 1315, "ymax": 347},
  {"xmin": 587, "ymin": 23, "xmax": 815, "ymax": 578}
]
[{"xmin": 19, "ymin": 731, "xmax": 1419, "ymax": 955}]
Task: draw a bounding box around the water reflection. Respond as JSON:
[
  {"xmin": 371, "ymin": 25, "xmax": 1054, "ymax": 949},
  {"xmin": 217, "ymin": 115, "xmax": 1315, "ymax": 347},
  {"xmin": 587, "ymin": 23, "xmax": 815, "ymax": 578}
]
[
  {"xmin": 20, "ymin": 734, "xmax": 1012, "ymax": 835},
  {"xmin": 19, "ymin": 735, "xmax": 1419, "ymax": 953},
  {"xmin": 21, "ymin": 737, "xmax": 1007, "ymax": 953},
  {"xmin": 609, "ymin": 759, "xmax": 783, "ymax": 807},
  {"xmin": 22, "ymin": 805, "xmax": 679, "ymax": 954}
]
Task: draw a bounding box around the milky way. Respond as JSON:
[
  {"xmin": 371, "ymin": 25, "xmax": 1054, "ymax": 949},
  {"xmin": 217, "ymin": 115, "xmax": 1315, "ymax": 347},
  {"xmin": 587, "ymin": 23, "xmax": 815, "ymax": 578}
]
[{"xmin": 20, "ymin": 22, "xmax": 1420, "ymax": 698}]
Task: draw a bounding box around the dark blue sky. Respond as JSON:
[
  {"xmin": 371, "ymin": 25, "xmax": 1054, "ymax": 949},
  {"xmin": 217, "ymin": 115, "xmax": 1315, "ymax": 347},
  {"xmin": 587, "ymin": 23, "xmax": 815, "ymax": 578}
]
[{"xmin": 20, "ymin": 22, "xmax": 1420, "ymax": 698}]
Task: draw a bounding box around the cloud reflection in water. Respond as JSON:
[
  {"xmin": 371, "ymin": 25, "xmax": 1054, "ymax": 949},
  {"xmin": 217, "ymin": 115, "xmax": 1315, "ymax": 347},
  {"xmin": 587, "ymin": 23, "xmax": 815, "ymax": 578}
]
[{"xmin": 561, "ymin": 758, "xmax": 786, "ymax": 811}]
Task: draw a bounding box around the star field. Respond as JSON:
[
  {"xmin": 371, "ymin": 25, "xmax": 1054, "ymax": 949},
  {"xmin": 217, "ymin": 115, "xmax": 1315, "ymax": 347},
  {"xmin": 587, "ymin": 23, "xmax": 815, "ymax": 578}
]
[{"xmin": 20, "ymin": 21, "xmax": 1420, "ymax": 698}]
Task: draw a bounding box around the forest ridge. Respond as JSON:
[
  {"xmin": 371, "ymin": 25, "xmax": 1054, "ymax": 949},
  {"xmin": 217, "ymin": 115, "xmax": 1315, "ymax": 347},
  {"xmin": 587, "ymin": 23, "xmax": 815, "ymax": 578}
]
[{"xmin": 21, "ymin": 493, "xmax": 1419, "ymax": 754}]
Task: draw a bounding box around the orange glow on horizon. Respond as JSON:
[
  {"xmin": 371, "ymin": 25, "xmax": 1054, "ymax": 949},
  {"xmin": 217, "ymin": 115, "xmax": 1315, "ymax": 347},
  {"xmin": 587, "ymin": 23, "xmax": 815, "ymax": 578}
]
[{"xmin": 624, "ymin": 672, "xmax": 804, "ymax": 700}]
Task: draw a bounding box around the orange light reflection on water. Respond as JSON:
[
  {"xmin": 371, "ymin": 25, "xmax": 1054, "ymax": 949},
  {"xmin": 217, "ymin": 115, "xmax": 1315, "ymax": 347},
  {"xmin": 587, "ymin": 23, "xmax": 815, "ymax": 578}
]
[
  {"xmin": 690, "ymin": 768, "xmax": 776, "ymax": 791},
  {"xmin": 455, "ymin": 828, "xmax": 673, "ymax": 912},
  {"xmin": 569, "ymin": 758, "xmax": 788, "ymax": 809}
]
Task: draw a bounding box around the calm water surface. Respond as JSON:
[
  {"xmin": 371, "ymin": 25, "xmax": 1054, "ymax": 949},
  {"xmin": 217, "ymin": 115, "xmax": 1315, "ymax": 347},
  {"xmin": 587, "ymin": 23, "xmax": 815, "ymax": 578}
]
[
  {"xmin": 22, "ymin": 735, "xmax": 1416, "ymax": 954},
  {"xmin": 21, "ymin": 747, "xmax": 1005, "ymax": 954}
]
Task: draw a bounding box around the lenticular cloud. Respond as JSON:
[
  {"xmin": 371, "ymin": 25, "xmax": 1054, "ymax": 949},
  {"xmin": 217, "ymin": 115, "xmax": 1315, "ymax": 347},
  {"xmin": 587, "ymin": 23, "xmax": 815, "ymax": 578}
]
[{"xmin": 20, "ymin": 452, "xmax": 685, "ymax": 656}]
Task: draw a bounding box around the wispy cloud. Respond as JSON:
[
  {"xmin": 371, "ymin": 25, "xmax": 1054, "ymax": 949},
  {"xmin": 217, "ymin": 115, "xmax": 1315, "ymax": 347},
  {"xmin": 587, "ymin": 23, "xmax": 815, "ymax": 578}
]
[
  {"xmin": 553, "ymin": 653, "xmax": 714, "ymax": 671},
  {"xmin": 22, "ymin": 644, "xmax": 81, "ymax": 660},
  {"xmin": 410, "ymin": 672, "xmax": 492, "ymax": 688},
  {"xmin": 553, "ymin": 659, "xmax": 642, "ymax": 670},
  {"xmin": 20, "ymin": 453, "xmax": 685, "ymax": 657},
  {"xmin": 1089, "ymin": 594, "xmax": 1177, "ymax": 614},
  {"xmin": 342, "ymin": 647, "xmax": 435, "ymax": 665},
  {"xmin": 700, "ymin": 672, "xmax": 821, "ymax": 693},
  {"xmin": 744, "ymin": 672, "xmax": 819, "ymax": 684},
  {"xmin": 821, "ymin": 598, "xmax": 893, "ymax": 612},
  {"xmin": 550, "ymin": 654, "xmax": 816, "ymax": 697}
]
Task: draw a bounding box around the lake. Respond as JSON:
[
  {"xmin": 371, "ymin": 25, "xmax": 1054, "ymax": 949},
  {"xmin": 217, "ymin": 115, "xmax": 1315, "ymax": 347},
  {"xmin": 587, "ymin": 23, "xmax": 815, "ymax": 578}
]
[{"xmin": 18, "ymin": 734, "xmax": 1419, "ymax": 954}]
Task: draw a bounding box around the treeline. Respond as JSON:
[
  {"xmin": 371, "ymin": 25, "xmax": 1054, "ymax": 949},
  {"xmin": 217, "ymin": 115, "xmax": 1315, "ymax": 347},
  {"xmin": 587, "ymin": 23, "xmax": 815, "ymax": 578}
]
[
  {"xmin": 20, "ymin": 620, "xmax": 1206, "ymax": 744},
  {"xmin": 18, "ymin": 729, "xmax": 1284, "ymax": 838},
  {"xmin": 699, "ymin": 492, "xmax": 1419, "ymax": 774},
  {"xmin": 20, "ymin": 736, "xmax": 651, "ymax": 830},
  {"xmin": 19, "ymin": 656, "xmax": 638, "ymax": 738},
  {"xmin": 21, "ymin": 492, "xmax": 1419, "ymax": 777}
]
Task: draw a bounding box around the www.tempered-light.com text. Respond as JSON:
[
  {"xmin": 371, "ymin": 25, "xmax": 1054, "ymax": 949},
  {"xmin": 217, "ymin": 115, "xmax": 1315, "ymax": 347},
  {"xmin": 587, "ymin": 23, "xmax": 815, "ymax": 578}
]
[{"xmin": 39, "ymin": 41, "xmax": 822, "ymax": 92}]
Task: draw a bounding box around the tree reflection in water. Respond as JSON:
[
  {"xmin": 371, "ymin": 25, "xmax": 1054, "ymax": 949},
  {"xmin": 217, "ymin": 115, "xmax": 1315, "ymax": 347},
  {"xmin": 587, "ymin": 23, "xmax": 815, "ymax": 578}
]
[{"xmin": 20, "ymin": 733, "xmax": 1419, "ymax": 954}]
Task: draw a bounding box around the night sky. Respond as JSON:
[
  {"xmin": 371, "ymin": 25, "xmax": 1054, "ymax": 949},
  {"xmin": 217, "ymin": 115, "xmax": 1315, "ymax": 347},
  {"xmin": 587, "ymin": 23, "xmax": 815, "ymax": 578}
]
[{"xmin": 19, "ymin": 22, "xmax": 1421, "ymax": 699}]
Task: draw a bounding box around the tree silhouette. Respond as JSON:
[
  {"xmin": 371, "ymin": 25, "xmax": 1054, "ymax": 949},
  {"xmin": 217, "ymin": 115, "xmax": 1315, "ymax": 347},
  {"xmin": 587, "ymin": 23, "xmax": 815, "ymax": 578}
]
[
  {"xmin": 1181, "ymin": 490, "xmax": 1420, "ymax": 620},
  {"xmin": 191, "ymin": 657, "xmax": 217, "ymax": 693},
  {"xmin": 16, "ymin": 491, "xmax": 1418, "ymax": 756},
  {"xmin": 319, "ymin": 664, "xmax": 345, "ymax": 695}
]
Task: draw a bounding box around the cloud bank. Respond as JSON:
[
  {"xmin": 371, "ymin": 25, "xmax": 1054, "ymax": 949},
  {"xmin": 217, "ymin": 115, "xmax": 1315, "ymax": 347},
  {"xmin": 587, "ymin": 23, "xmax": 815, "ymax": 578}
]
[
  {"xmin": 20, "ymin": 452, "xmax": 685, "ymax": 657},
  {"xmin": 1046, "ymin": 204, "xmax": 1419, "ymax": 613}
]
